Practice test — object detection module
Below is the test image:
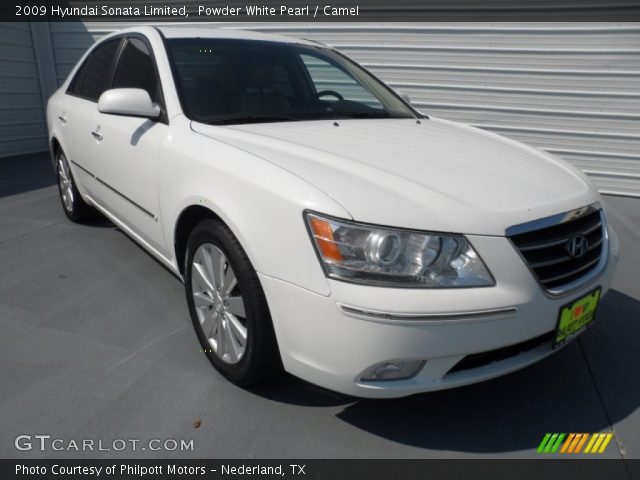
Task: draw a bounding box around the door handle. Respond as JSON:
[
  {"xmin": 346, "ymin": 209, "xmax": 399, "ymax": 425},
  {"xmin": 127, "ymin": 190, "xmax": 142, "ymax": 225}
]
[
  {"xmin": 91, "ymin": 129, "xmax": 103, "ymax": 141},
  {"xmin": 58, "ymin": 114, "xmax": 67, "ymax": 124}
]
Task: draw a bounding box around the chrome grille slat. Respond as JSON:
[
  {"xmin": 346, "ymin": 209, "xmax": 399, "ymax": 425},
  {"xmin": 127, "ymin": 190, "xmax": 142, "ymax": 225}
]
[
  {"xmin": 528, "ymin": 237, "xmax": 603, "ymax": 269},
  {"xmin": 514, "ymin": 219, "xmax": 602, "ymax": 252},
  {"xmin": 587, "ymin": 238, "xmax": 603, "ymax": 252},
  {"xmin": 541, "ymin": 257, "xmax": 600, "ymax": 284},
  {"xmin": 529, "ymin": 255, "xmax": 572, "ymax": 269},
  {"xmin": 583, "ymin": 221, "xmax": 602, "ymax": 236},
  {"xmin": 518, "ymin": 237, "xmax": 569, "ymax": 252},
  {"xmin": 509, "ymin": 208, "xmax": 605, "ymax": 292}
]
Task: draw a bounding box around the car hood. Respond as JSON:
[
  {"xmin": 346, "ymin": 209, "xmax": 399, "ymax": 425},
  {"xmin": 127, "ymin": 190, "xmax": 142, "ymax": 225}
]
[{"xmin": 191, "ymin": 117, "xmax": 598, "ymax": 236}]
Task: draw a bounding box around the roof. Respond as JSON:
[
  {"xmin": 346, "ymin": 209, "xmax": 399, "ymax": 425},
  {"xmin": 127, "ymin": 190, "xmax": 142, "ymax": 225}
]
[{"xmin": 155, "ymin": 26, "xmax": 318, "ymax": 46}]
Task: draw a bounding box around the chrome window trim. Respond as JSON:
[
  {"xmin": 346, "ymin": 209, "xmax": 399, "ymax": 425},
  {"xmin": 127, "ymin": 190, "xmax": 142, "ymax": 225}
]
[{"xmin": 506, "ymin": 203, "xmax": 609, "ymax": 298}]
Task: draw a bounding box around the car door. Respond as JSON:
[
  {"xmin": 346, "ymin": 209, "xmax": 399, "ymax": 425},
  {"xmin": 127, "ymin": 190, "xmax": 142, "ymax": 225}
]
[
  {"xmin": 90, "ymin": 35, "xmax": 169, "ymax": 255},
  {"xmin": 60, "ymin": 38, "xmax": 122, "ymax": 193}
]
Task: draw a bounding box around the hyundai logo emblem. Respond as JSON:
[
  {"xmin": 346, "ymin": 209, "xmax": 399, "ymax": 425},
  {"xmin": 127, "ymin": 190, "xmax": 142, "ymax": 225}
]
[{"xmin": 567, "ymin": 235, "xmax": 589, "ymax": 258}]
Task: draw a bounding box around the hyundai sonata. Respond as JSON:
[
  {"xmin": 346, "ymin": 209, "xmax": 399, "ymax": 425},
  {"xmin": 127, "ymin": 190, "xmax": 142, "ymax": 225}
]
[{"xmin": 47, "ymin": 27, "xmax": 619, "ymax": 398}]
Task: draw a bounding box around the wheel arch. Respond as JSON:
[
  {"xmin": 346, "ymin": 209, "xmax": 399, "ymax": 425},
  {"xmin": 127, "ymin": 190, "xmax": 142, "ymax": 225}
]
[
  {"xmin": 50, "ymin": 136, "xmax": 62, "ymax": 168},
  {"xmin": 173, "ymin": 204, "xmax": 224, "ymax": 276}
]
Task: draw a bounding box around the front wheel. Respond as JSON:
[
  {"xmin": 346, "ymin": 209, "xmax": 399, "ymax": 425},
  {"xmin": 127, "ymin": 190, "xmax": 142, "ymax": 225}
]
[
  {"xmin": 56, "ymin": 151, "xmax": 94, "ymax": 222},
  {"xmin": 185, "ymin": 219, "xmax": 282, "ymax": 386}
]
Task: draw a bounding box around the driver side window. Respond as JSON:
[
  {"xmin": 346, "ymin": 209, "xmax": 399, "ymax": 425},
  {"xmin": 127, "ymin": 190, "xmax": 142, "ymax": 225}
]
[
  {"xmin": 113, "ymin": 37, "xmax": 161, "ymax": 104},
  {"xmin": 300, "ymin": 54, "xmax": 381, "ymax": 108},
  {"xmin": 68, "ymin": 39, "xmax": 120, "ymax": 102}
]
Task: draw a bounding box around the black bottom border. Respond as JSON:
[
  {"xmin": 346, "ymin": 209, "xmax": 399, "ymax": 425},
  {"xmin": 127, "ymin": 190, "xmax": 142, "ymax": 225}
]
[{"xmin": 5, "ymin": 459, "xmax": 639, "ymax": 480}]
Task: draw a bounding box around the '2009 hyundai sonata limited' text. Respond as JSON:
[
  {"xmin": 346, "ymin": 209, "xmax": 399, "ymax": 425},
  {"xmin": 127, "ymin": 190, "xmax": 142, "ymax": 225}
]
[{"xmin": 47, "ymin": 27, "xmax": 619, "ymax": 398}]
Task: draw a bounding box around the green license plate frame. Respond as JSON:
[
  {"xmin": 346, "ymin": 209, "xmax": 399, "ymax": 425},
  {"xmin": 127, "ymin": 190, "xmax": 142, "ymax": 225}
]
[{"xmin": 553, "ymin": 287, "xmax": 601, "ymax": 348}]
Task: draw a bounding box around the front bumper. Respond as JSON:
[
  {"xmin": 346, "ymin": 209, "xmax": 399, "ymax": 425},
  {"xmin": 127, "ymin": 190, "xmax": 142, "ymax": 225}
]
[{"xmin": 259, "ymin": 227, "xmax": 620, "ymax": 398}]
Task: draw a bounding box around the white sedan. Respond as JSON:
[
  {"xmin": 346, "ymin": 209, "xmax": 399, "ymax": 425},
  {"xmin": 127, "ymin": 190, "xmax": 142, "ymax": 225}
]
[{"xmin": 47, "ymin": 26, "xmax": 619, "ymax": 398}]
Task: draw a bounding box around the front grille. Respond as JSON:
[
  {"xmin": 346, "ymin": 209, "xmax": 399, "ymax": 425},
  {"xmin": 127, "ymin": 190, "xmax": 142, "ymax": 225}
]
[{"xmin": 509, "ymin": 209, "xmax": 604, "ymax": 291}]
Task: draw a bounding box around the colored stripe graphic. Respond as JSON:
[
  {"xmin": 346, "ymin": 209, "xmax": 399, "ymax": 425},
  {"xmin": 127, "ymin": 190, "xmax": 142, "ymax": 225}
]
[
  {"xmin": 550, "ymin": 433, "xmax": 565, "ymax": 453},
  {"xmin": 537, "ymin": 433, "xmax": 552, "ymax": 453},
  {"xmin": 591, "ymin": 434, "xmax": 606, "ymax": 453},
  {"xmin": 598, "ymin": 434, "xmax": 613, "ymax": 453},
  {"xmin": 544, "ymin": 434, "xmax": 558, "ymax": 453},
  {"xmin": 574, "ymin": 433, "xmax": 589, "ymax": 453},
  {"xmin": 567, "ymin": 433, "xmax": 584, "ymax": 453},
  {"xmin": 538, "ymin": 433, "xmax": 566, "ymax": 453},
  {"xmin": 584, "ymin": 434, "xmax": 599, "ymax": 453},
  {"xmin": 585, "ymin": 433, "xmax": 613, "ymax": 453},
  {"xmin": 560, "ymin": 433, "xmax": 575, "ymax": 453},
  {"xmin": 540, "ymin": 433, "xmax": 614, "ymax": 454}
]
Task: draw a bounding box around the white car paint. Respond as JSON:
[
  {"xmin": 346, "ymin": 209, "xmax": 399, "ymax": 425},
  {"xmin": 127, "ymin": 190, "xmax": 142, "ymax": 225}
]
[
  {"xmin": 192, "ymin": 117, "xmax": 596, "ymax": 235},
  {"xmin": 47, "ymin": 26, "xmax": 619, "ymax": 398}
]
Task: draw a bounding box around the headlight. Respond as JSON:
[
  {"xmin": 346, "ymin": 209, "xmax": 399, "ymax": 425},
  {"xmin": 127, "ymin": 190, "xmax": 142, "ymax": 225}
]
[{"xmin": 305, "ymin": 212, "xmax": 494, "ymax": 288}]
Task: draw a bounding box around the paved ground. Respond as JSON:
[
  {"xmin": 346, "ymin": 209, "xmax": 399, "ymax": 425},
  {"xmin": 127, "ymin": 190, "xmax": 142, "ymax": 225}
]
[{"xmin": 1, "ymin": 153, "xmax": 639, "ymax": 464}]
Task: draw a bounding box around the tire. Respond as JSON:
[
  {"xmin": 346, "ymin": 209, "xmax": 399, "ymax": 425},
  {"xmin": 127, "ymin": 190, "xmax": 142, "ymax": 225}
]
[
  {"xmin": 185, "ymin": 218, "xmax": 282, "ymax": 386},
  {"xmin": 55, "ymin": 150, "xmax": 94, "ymax": 223}
]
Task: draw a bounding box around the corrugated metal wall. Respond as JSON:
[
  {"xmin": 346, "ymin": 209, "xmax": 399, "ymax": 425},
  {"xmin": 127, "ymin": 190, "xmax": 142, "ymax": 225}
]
[
  {"xmin": 8, "ymin": 21, "xmax": 640, "ymax": 197},
  {"xmin": 0, "ymin": 22, "xmax": 49, "ymax": 157}
]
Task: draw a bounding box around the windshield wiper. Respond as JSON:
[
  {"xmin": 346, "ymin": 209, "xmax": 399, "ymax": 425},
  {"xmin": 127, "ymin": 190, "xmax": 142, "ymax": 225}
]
[{"xmin": 207, "ymin": 115, "xmax": 298, "ymax": 125}]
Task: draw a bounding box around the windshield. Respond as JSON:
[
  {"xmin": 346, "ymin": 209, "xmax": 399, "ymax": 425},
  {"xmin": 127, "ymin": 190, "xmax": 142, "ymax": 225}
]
[{"xmin": 166, "ymin": 38, "xmax": 418, "ymax": 124}]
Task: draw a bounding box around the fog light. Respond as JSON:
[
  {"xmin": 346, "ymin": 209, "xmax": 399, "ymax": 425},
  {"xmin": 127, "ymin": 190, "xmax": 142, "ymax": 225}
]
[{"xmin": 359, "ymin": 359, "xmax": 425, "ymax": 381}]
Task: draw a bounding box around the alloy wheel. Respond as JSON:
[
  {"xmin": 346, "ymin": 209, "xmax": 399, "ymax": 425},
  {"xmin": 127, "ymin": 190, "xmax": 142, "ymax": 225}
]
[
  {"xmin": 57, "ymin": 154, "xmax": 74, "ymax": 212},
  {"xmin": 191, "ymin": 243, "xmax": 248, "ymax": 364}
]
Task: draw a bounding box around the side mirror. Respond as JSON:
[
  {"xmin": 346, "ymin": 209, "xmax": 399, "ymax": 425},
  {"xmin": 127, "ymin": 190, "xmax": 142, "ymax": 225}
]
[
  {"xmin": 397, "ymin": 90, "xmax": 411, "ymax": 104},
  {"xmin": 98, "ymin": 88, "xmax": 161, "ymax": 119}
]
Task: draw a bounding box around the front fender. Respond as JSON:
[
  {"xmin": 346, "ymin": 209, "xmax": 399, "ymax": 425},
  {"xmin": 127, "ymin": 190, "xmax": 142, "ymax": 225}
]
[{"xmin": 159, "ymin": 121, "xmax": 351, "ymax": 296}]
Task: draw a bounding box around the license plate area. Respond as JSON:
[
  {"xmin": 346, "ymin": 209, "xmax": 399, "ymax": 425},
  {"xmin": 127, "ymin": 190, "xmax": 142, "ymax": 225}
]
[{"xmin": 553, "ymin": 287, "xmax": 601, "ymax": 348}]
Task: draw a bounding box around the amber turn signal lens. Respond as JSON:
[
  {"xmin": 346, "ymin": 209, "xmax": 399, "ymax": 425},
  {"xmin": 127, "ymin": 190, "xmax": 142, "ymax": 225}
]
[{"xmin": 309, "ymin": 217, "xmax": 344, "ymax": 261}]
